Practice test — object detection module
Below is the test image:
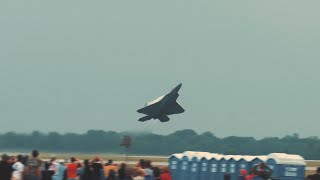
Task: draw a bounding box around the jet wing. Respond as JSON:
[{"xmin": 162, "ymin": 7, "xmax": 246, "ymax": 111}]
[
  {"xmin": 166, "ymin": 102, "xmax": 185, "ymax": 115},
  {"xmin": 137, "ymin": 102, "xmax": 161, "ymax": 115}
]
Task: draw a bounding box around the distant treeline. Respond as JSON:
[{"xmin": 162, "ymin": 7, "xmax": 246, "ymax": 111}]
[{"xmin": 0, "ymin": 129, "xmax": 319, "ymax": 159}]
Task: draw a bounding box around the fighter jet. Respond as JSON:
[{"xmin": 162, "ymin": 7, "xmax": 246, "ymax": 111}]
[{"xmin": 137, "ymin": 83, "xmax": 185, "ymax": 122}]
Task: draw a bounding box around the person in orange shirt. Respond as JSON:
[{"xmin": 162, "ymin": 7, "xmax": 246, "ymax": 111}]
[
  {"xmin": 104, "ymin": 159, "xmax": 118, "ymax": 178},
  {"xmin": 66, "ymin": 157, "xmax": 79, "ymax": 180}
]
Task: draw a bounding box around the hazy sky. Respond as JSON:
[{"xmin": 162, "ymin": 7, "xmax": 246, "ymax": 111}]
[{"xmin": 1, "ymin": 1, "xmax": 319, "ymax": 139}]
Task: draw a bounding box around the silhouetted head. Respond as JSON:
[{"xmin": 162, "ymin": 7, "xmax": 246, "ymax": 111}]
[
  {"xmin": 317, "ymin": 167, "xmax": 320, "ymax": 173},
  {"xmin": 94, "ymin": 157, "xmax": 100, "ymax": 162},
  {"xmin": 17, "ymin": 155, "xmax": 23, "ymax": 162},
  {"xmin": 83, "ymin": 159, "xmax": 90, "ymax": 167},
  {"xmin": 32, "ymin": 150, "xmax": 39, "ymax": 158},
  {"xmin": 70, "ymin": 157, "xmax": 76, "ymax": 163},
  {"xmin": 1, "ymin": 154, "xmax": 9, "ymax": 162},
  {"xmin": 139, "ymin": 159, "xmax": 145, "ymax": 168},
  {"xmin": 120, "ymin": 163, "xmax": 126, "ymax": 169},
  {"xmin": 108, "ymin": 159, "xmax": 113, "ymax": 165}
]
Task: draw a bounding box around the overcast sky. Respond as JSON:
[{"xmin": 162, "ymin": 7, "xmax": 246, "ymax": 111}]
[{"xmin": 1, "ymin": 1, "xmax": 319, "ymax": 139}]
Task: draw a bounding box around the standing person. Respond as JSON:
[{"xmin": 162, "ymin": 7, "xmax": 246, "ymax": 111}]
[
  {"xmin": 12, "ymin": 155, "xmax": 25, "ymax": 180},
  {"xmin": 77, "ymin": 162, "xmax": 84, "ymax": 179},
  {"xmin": 143, "ymin": 160, "xmax": 153, "ymax": 180},
  {"xmin": 50, "ymin": 157, "xmax": 60, "ymax": 180},
  {"xmin": 104, "ymin": 159, "xmax": 118, "ymax": 178},
  {"xmin": 91, "ymin": 157, "xmax": 103, "ymax": 180},
  {"xmin": 42, "ymin": 162, "xmax": 55, "ymax": 180},
  {"xmin": 57, "ymin": 161, "xmax": 67, "ymax": 180},
  {"xmin": 66, "ymin": 157, "xmax": 79, "ymax": 180},
  {"xmin": 25, "ymin": 150, "xmax": 43, "ymax": 180},
  {"xmin": 80, "ymin": 159, "xmax": 93, "ymax": 180},
  {"xmin": 0, "ymin": 154, "xmax": 14, "ymax": 180},
  {"xmin": 118, "ymin": 163, "xmax": 127, "ymax": 180},
  {"xmin": 160, "ymin": 166, "xmax": 171, "ymax": 180}
]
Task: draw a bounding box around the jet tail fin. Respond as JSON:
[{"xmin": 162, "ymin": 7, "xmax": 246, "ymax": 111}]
[{"xmin": 138, "ymin": 116, "xmax": 152, "ymax": 122}]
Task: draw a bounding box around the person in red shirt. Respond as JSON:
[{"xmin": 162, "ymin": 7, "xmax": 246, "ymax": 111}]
[
  {"xmin": 160, "ymin": 166, "xmax": 172, "ymax": 180},
  {"xmin": 238, "ymin": 169, "xmax": 248, "ymax": 180},
  {"xmin": 66, "ymin": 157, "xmax": 79, "ymax": 180}
]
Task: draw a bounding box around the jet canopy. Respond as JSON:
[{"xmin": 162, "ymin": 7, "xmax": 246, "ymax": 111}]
[{"xmin": 145, "ymin": 95, "xmax": 165, "ymax": 106}]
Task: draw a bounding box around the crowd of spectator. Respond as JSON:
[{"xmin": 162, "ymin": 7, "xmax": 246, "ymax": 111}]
[{"xmin": 0, "ymin": 150, "xmax": 172, "ymax": 180}]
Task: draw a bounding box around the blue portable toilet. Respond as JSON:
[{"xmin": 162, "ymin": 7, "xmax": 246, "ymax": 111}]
[
  {"xmin": 169, "ymin": 153, "xmax": 183, "ymax": 180},
  {"xmin": 227, "ymin": 156, "xmax": 238, "ymax": 180},
  {"xmin": 189, "ymin": 152, "xmax": 202, "ymax": 180},
  {"xmin": 208, "ymin": 154, "xmax": 223, "ymax": 180},
  {"xmin": 267, "ymin": 153, "xmax": 306, "ymax": 180},
  {"xmin": 230, "ymin": 155, "xmax": 246, "ymax": 179},
  {"xmin": 218, "ymin": 155, "xmax": 231, "ymax": 180},
  {"xmin": 199, "ymin": 153, "xmax": 217, "ymax": 180},
  {"xmin": 179, "ymin": 153, "xmax": 192, "ymax": 180},
  {"xmin": 178, "ymin": 151, "xmax": 200, "ymax": 180},
  {"xmin": 237, "ymin": 156, "xmax": 250, "ymax": 176}
]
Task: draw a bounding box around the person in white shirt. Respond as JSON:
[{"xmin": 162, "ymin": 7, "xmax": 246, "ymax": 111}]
[
  {"xmin": 133, "ymin": 168, "xmax": 145, "ymax": 180},
  {"xmin": 12, "ymin": 155, "xmax": 24, "ymax": 180},
  {"xmin": 50, "ymin": 157, "xmax": 60, "ymax": 180}
]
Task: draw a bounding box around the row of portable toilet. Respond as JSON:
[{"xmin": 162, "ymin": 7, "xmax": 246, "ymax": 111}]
[{"xmin": 169, "ymin": 151, "xmax": 306, "ymax": 180}]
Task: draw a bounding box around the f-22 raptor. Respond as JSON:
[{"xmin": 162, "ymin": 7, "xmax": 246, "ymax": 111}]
[{"xmin": 137, "ymin": 83, "xmax": 185, "ymax": 122}]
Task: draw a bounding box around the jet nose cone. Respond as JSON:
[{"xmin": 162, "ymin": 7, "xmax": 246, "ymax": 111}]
[
  {"xmin": 171, "ymin": 83, "xmax": 182, "ymax": 93},
  {"xmin": 176, "ymin": 83, "xmax": 182, "ymax": 90},
  {"xmin": 177, "ymin": 83, "xmax": 182, "ymax": 88}
]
